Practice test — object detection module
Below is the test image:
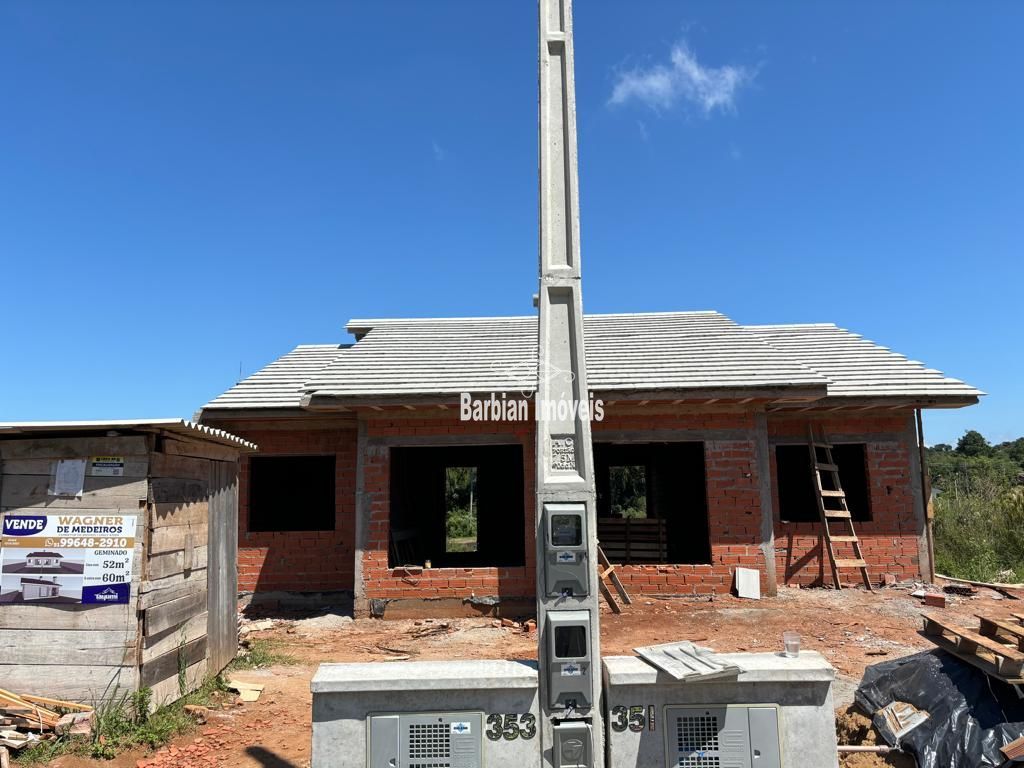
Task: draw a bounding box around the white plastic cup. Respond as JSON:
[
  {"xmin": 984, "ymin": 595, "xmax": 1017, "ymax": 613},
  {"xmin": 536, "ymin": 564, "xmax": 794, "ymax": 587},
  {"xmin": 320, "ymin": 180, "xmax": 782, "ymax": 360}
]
[{"xmin": 783, "ymin": 631, "xmax": 800, "ymax": 658}]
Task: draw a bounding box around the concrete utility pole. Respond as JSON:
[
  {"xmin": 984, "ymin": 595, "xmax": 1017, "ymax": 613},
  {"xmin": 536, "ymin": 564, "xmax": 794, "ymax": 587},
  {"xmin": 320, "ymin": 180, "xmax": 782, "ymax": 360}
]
[{"xmin": 536, "ymin": 1, "xmax": 603, "ymax": 766}]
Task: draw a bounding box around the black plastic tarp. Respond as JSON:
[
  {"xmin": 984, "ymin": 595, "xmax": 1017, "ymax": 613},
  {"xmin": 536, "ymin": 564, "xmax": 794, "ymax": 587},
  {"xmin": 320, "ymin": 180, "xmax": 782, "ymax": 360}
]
[{"xmin": 855, "ymin": 650, "xmax": 1024, "ymax": 768}]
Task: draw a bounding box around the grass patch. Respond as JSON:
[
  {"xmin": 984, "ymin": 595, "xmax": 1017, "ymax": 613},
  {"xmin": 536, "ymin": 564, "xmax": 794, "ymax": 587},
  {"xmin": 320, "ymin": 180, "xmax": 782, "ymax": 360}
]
[
  {"xmin": 230, "ymin": 637, "xmax": 299, "ymax": 670},
  {"xmin": 14, "ymin": 676, "xmax": 230, "ymax": 765},
  {"xmin": 934, "ymin": 488, "xmax": 1024, "ymax": 582}
]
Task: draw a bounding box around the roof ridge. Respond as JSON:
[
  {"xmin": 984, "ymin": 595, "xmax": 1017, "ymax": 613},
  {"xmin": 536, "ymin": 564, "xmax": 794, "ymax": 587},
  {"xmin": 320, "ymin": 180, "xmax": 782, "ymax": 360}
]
[
  {"xmin": 347, "ymin": 310, "xmax": 724, "ymax": 329},
  {"xmin": 744, "ymin": 323, "xmax": 839, "ymax": 330}
]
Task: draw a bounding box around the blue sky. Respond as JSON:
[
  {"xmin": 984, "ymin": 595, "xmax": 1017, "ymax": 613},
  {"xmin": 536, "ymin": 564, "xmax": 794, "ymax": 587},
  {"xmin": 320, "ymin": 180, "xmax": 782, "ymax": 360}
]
[{"xmin": 1, "ymin": 2, "xmax": 1021, "ymax": 445}]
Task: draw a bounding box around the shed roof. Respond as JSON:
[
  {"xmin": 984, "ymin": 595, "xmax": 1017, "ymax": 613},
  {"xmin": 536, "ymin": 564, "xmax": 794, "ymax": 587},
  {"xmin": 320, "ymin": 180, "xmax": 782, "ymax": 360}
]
[
  {"xmin": 200, "ymin": 311, "xmax": 983, "ymax": 411},
  {"xmin": 0, "ymin": 419, "xmax": 256, "ymax": 450}
]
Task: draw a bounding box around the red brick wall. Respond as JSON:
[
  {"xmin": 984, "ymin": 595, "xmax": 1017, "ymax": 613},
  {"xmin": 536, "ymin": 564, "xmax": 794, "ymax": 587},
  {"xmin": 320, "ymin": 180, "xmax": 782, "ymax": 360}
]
[
  {"xmin": 208, "ymin": 407, "xmax": 924, "ymax": 601},
  {"xmin": 769, "ymin": 414, "xmax": 922, "ymax": 586},
  {"xmin": 222, "ymin": 426, "xmax": 358, "ymax": 593},
  {"xmin": 361, "ymin": 416, "xmax": 536, "ymax": 602},
  {"xmin": 592, "ymin": 411, "xmax": 766, "ymax": 595}
]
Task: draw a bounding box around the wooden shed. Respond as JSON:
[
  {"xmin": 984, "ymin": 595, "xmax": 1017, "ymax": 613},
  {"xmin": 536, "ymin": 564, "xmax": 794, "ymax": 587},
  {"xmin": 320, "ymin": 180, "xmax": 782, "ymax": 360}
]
[{"xmin": 0, "ymin": 420, "xmax": 255, "ymax": 707}]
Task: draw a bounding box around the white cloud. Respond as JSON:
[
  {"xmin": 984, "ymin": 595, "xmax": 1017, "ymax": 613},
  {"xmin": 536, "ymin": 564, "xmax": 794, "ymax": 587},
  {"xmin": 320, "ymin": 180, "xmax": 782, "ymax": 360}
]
[
  {"xmin": 432, "ymin": 140, "xmax": 446, "ymax": 161},
  {"xmin": 609, "ymin": 41, "xmax": 753, "ymax": 115}
]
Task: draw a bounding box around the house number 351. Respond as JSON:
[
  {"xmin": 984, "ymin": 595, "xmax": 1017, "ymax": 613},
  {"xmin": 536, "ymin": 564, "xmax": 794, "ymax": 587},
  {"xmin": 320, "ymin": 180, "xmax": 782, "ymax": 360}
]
[{"xmin": 610, "ymin": 705, "xmax": 652, "ymax": 733}]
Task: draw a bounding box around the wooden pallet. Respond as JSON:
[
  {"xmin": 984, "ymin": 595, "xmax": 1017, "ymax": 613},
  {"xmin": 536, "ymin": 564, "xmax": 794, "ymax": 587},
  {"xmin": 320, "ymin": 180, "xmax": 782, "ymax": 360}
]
[
  {"xmin": 597, "ymin": 544, "xmax": 632, "ymax": 614},
  {"xmin": 597, "ymin": 518, "xmax": 667, "ymax": 564},
  {"xmin": 978, "ymin": 614, "xmax": 1024, "ymax": 652},
  {"xmin": 921, "ymin": 613, "xmax": 1024, "ymax": 683},
  {"xmin": 808, "ymin": 425, "xmax": 872, "ymax": 591}
]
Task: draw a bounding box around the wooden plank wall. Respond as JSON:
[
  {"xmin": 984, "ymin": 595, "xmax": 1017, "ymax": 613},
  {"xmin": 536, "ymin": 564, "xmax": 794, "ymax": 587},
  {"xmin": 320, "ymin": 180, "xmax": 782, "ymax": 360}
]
[
  {"xmin": 0, "ymin": 436, "xmax": 147, "ymax": 702},
  {"xmin": 206, "ymin": 460, "xmax": 239, "ymax": 673},
  {"xmin": 140, "ymin": 437, "xmax": 240, "ymax": 709},
  {"xmin": 141, "ymin": 441, "xmax": 213, "ymax": 710}
]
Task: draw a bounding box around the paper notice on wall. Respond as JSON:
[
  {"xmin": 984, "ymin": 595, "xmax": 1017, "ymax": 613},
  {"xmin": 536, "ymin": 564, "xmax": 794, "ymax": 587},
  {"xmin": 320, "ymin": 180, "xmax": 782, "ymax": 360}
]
[
  {"xmin": 50, "ymin": 459, "xmax": 86, "ymax": 497},
  {"xmin": 89, "ymin": 456, "xmax": 125, "ymax": 477},
  {"xmin": 0, "ymin": 513, "xmax": 136, "ymax": 604}
]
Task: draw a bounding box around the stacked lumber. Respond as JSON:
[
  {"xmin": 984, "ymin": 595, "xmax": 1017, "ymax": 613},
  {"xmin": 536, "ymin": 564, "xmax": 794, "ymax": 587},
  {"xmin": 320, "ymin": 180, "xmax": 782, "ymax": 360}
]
[{"xmin": 0, "ymin": 687, "xmax": 93, "ymax": 753}]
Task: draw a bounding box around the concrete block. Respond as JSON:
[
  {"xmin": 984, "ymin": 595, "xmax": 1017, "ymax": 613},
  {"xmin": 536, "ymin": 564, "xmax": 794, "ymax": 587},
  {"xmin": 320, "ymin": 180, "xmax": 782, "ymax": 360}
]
[
  {"xmin": 603, "ymin": 653, "xmax": 839, "ymax": 768},
  {"xmin": 312, "ymin": 660, "xmax": 542, "ymax": 768}
]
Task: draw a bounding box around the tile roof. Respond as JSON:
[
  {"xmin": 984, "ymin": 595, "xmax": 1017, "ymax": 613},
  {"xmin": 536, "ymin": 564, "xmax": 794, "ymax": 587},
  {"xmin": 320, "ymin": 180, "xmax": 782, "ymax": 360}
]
[
  {"xmin": 200, "ymin": 312, "xmax": 983, "ymax": 410},
  {"xmin": 743, "ymin": 324, "xmax": 983, "ymax": 399},
  {"xmin": 202, "ymin": 345, "xmax": 347, "ymax": 410}
]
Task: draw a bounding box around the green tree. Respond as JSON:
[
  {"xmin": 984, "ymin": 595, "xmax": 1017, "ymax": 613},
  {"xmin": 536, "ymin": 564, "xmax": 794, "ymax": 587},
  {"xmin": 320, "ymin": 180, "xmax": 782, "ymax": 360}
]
[
  {"xmin": 956, "ymin": 430, "xmax": 991, "ymax": 457},
  {"xmin": 995, "ymin": 438, "xmax": 1024, "ymax": 471},
  {"xmin": 609, "ymin": 465, "xmax": 647, "ymax": 519}
]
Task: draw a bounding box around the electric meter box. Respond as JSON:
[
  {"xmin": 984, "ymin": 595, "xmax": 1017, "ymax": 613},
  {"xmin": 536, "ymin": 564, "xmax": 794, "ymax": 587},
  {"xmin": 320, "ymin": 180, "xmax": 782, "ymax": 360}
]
[
  {"xmin": 547, "ymin": 610, "xmax": 593, "ymax": 709},
  {"xmin": 311, "ymin": 660, "xmax": 543, "ymax": 768},
  {"xmin": 544, "ymin": 502, "xmax": 590, "ymax": 597},
  {"xmin": 662, "ymin": 705, "xmax": 781, "ymax": 768}
]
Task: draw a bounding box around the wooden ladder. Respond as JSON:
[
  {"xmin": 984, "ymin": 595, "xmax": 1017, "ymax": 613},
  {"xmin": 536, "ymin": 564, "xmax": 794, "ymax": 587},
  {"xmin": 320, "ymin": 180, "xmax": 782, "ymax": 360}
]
[
  {"xmin": 808, "ymin": 425, "xmax": 873, "ymax": 591},
  {"xmin": 597, "ymin": 544, "xmax": 632, "ymax": 613}
]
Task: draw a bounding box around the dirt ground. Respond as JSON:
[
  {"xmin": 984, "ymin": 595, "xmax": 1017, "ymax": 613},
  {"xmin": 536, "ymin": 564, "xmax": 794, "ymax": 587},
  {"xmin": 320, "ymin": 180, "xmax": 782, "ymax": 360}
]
[{"xmin": 49, "ymin": 583, "xmax": 1021, "ymax": 768}]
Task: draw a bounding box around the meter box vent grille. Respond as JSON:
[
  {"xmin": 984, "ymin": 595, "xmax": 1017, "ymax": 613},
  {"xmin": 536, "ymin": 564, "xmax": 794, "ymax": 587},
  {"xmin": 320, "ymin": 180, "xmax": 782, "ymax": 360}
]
[
  {"xmin": 368, "ymin": 711, "xmax": 482, "ymax": 768},
  {"xmin": 408, "ymin": 721, "xmax": 451, "ymax": 766},
  {"xmin": 677, "ymin": 712, "xmax": 720, "ymax": 756},
  {"xmin": 666, "ymin": 706, "xmax": 781, "ymax": 768}
]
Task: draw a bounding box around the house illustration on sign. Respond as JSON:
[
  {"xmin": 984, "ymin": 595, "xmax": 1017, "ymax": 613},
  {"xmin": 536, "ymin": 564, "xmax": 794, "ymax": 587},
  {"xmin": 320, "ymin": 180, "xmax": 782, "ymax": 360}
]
[
  {"xmin": 21, "ymin": 577, "xmax": 60, "ymax": 601},
  {"xmin": 26, "ymin": 551, "xmax": 63, "ymax": 568}
]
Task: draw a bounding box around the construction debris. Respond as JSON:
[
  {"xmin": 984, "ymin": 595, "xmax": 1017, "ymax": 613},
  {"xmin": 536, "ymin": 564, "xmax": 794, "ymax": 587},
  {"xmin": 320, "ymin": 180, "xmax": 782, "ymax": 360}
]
[
  {"xmin": 857, "ymin": 650, "xmax": 1024, "ymax": 768},
  {"xmin": 225, "ymin": 680, "xmax": 265, "ymax": 703},
  {"xmin": 55, "ymin": 711, "xmax": 95, "ymax": 738},
  {"xmin": 937, "ymin": 573, "xmax": 1024, "ymax": 593},
  {"xmin": 943, "ymin": 583, "xmax": 978, "ymax": 597},
  {"xmin": 734, "ymin": 567, "xmax": 761, "ymax": 600},
  {"xmin": 239, "ymin": 619, "xmax": 277, "ymax": 634},
  {"xmin": 634, "ymin": 640, "xmax": 743, "ymax": 681},
  {"xmin": 1000, "ymin": 734, "xmax": 1024, "ymax": 761},
  {"xmin": 0, "ymin": 688, "xmax": 93, "ymax": 751},
  {"xmin": 877, "ymin": 701, "xmax": 929, "ymax": 742},
  {"xmin": 409, "ymin": 621, "xmax": 452, "ymax": 639}
]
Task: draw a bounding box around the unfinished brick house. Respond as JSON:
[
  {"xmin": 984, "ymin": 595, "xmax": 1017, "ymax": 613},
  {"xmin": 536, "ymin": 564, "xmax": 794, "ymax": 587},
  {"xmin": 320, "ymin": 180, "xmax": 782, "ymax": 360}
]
[{"xmin": 198, "ymin": 311, "xmax": 981, "ymax": 616}]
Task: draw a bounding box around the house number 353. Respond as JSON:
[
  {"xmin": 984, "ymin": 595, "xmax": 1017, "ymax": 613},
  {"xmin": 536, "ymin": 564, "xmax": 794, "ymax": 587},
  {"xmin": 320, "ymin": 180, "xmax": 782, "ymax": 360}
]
[{"xmin": 486, "ymin": 713, "xmax": 537, "ymax": 741}]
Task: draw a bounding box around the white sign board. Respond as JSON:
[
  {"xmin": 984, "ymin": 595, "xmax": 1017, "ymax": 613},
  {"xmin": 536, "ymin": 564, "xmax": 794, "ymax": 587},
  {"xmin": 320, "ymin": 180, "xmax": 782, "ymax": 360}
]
[{"xmin": 0, "ymin": 513, "xmax": 136, "ymax": 604}]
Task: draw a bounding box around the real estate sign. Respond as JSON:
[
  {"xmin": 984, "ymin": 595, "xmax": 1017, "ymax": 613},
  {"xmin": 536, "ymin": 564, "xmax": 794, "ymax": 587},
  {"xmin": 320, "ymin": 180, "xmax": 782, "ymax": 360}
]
[{"xmin": 0, "ymin": 513, "xmax": 136, "ymax": 604}]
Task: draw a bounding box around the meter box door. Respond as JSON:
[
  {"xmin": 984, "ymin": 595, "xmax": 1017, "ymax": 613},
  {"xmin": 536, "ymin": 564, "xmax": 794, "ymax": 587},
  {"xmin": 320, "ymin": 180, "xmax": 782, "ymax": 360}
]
[
  {"xmin": 368, "ymin": 711, "xmax": 483, "ymax": 768},
  {"xmin": 544, "ymin": 503, "xmax": 589, "ymax": 597},
  {"xmin": 664, "ymin": 705, "xmax": 781, "ymax": 768},
  {"xmin": 552, "ymin": 721, "xmax": 592, "ymax": 768},
  {"xmin": 547, "ymin": 610, "xmax": 592, "ymax": 709}
]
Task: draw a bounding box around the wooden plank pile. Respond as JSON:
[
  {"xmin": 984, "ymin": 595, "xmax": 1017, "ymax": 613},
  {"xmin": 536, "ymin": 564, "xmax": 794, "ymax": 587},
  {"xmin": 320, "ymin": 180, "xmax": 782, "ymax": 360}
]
[
  {"xmin": 921, "ymin": 612, "xmax": 1024, "ymax": 684},
  {"xmin": 0, "ymin": 687, "xmax": 94, "ymax": 755}
]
